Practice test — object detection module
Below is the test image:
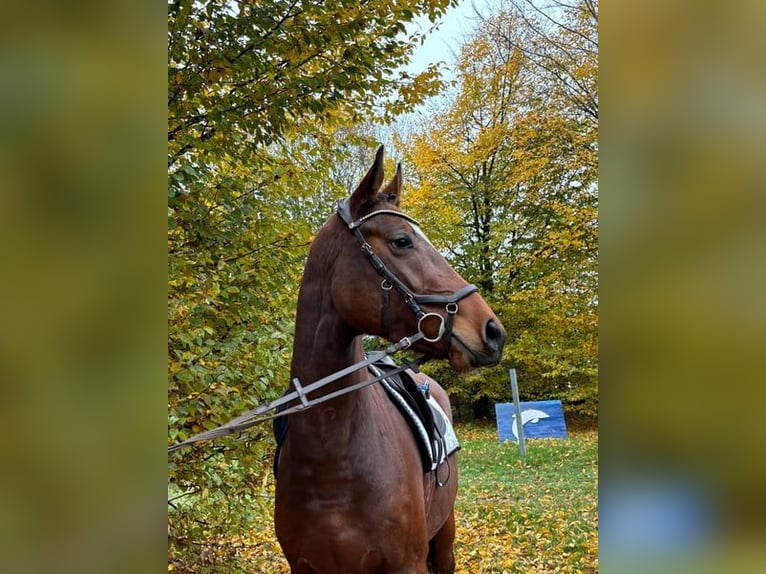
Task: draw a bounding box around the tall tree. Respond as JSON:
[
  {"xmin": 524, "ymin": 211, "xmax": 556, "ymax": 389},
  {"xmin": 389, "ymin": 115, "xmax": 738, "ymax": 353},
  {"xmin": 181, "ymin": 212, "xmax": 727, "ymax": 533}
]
[
  {"xmin": 398, "ymin": 1, "xmax": 597, "ymax": 418},
  {"xmin": 168, "ymin": 1, "xmax": 459, "ymax": 570},
  {"xmin": 168, "ymin": 0, "xmax": 454, "ymax": 172},
  {"xmin": 488, "ymin": 0, "xmax": 597, "ymax": 123}
]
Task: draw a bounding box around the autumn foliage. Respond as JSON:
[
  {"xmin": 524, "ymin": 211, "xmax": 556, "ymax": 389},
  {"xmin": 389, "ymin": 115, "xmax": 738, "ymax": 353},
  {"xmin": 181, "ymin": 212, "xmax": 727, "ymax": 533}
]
[
  {"xmin": 397, "ymin": 1, "xmax": 597, "ymax": 419},
  {"xmin": 168, "ymin": 0, "xmax": 598, "ymax": 570}
]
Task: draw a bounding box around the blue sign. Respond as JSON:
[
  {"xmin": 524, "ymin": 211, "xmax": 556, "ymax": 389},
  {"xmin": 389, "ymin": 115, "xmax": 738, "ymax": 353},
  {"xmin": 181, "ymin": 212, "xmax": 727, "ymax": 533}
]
[{"xmin": 495, "ymin": 400, "xmax": 568, "ymax": 442}]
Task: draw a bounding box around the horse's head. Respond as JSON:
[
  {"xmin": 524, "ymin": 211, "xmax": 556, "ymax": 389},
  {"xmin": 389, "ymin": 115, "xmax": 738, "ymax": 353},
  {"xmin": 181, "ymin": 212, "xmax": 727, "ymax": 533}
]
[{"xmin": 324, "ymin": 146, "xmax": 506, "ymax": 372}]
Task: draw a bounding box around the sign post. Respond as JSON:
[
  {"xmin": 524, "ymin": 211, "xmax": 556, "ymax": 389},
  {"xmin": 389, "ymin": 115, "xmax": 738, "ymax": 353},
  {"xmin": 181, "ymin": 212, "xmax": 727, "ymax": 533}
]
[{"xmin": 509, "ymin": 369, "xmax": 527, "ymax": 457}]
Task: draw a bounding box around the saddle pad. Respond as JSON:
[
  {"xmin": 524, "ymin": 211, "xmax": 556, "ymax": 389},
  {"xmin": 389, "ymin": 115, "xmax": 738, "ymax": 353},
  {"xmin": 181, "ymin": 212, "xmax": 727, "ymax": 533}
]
[{"xmin": 427, "ymin": 396, "xmax": 460, "ymax": 461}]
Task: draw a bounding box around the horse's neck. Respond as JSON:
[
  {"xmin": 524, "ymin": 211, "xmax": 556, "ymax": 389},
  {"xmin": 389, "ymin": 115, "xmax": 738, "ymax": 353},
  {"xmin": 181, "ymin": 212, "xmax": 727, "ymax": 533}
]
[
  {"xmin": 288, "ymin": 267, "xmax": 367, "ymax": 431},
  {"xmin": 290, "ymin": 327, "xmax": 365, "ymax": 398}
]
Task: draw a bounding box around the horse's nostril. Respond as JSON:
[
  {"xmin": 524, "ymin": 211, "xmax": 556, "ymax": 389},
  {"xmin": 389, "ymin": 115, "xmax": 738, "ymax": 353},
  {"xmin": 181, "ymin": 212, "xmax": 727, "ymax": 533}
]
[{"xmin": 484, "ymin": 319, "xmax": 506, "ymax": 352}]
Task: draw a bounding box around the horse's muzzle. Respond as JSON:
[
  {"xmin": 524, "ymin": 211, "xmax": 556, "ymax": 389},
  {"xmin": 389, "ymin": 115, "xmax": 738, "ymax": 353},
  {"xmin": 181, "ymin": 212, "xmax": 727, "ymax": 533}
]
[
  {"xmin": 484, "ymin": 319, "xmax": 506, "ymax": 355},
  {"xmin": 448, "ymin": 318, "xmax": 506, "ymax": 371}
]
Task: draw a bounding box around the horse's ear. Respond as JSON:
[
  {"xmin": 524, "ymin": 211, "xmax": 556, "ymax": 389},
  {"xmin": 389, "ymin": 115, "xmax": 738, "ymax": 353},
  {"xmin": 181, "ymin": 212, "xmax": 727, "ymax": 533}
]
[
  {"xmin": 381, "ymin": 163, "xmax": 402, "ymax": 206},
  {"xmin": 349, "ymin": 145, "xmax": 385, "ymax": 217}
]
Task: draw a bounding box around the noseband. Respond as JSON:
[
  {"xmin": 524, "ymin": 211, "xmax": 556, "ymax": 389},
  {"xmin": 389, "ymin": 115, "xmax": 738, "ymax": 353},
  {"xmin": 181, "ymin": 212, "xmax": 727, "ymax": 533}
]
[{"xmin": 337, "ymin": 199, "xmax": 478, "ymax": 346}]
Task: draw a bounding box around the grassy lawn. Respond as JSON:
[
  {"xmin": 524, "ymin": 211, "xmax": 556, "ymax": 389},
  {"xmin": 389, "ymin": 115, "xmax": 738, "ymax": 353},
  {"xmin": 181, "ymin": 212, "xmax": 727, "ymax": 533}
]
[
  {"xmin": 453, "ymin": 421, "xmax": 598, "ymax": 573},
  {"xmin": 173, "ymin": 420, "xmax": 598, "ymax": 572}
]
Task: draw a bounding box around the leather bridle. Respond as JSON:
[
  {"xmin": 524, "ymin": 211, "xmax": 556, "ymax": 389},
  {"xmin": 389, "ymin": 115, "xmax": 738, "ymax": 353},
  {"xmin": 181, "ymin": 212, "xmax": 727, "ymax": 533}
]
[{"xmin": 336, "ymin": 198, "xmax": 478, "ymax": 349}]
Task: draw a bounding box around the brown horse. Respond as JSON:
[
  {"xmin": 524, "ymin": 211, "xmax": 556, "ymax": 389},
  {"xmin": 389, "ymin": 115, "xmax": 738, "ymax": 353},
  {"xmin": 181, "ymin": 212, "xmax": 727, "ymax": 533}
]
[{"xmin": 274, "ymin": 147, "xmax": 506, "ymax": 574}]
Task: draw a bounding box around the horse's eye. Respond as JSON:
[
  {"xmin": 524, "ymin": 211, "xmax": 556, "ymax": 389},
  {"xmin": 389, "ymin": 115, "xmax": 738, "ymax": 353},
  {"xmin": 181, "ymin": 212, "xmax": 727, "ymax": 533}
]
[{"xmin": 390, "ymin": 235, "xmax": 413, "ymax": 250}]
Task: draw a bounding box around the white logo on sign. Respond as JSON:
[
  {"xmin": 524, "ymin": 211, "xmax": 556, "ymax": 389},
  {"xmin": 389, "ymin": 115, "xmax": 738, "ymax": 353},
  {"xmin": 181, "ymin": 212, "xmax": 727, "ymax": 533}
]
[{"xmin": 511, "ymin": 409, "xmax": 550, "ymax": 440}]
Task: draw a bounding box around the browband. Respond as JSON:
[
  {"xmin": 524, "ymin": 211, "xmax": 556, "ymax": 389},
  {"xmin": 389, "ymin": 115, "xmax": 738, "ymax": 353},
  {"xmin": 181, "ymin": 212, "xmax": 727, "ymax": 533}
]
[{"xmin": 336, "ymin": 198, "xmax": 420, "ymax": 229}]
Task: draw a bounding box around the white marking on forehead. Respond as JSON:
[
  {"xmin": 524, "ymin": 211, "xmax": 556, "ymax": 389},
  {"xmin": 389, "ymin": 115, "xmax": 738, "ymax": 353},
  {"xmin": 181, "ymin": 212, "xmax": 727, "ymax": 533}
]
[{"xmin": 406, "ymin": 220, "xmax": 435, "ymax": 248}]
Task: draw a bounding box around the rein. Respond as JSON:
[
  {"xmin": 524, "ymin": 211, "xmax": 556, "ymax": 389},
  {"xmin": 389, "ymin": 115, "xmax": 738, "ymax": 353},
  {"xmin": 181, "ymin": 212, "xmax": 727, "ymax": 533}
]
[{"xmin": 168, "ymin": 333, "xmax": 428, "ymax": 453}]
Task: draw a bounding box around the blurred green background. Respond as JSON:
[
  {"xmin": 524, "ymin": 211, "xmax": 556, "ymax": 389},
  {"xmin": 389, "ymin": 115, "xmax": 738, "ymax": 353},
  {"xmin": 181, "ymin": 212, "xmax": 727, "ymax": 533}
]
[{"xmin": 600, "ymin": 0, "xmax": 766, "ymax": 570}]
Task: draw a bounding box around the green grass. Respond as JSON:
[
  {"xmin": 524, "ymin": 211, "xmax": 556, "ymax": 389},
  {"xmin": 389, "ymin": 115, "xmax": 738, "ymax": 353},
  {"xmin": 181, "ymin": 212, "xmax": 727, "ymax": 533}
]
[{"xmin": 453, "ymin": 421, "xmax": 598, "ymax": 573}]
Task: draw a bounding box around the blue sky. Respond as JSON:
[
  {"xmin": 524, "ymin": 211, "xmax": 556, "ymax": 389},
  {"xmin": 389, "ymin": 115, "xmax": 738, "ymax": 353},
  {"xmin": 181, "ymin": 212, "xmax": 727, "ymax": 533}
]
[{"xmin": 405, "ymin": 0, "xmax": 495, "ymax": 79}]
